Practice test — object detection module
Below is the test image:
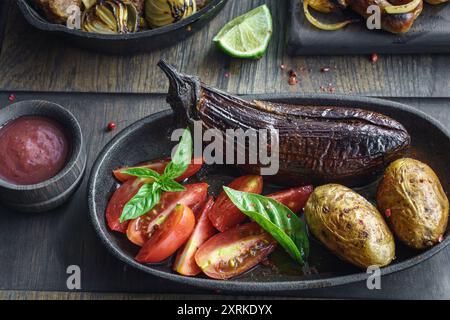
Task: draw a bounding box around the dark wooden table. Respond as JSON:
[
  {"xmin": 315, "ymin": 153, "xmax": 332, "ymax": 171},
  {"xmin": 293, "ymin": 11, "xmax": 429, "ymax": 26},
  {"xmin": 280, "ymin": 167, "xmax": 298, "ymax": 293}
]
[{"xmin": 0, "ymin": 0, "xmax": 449, "ymax": 300}]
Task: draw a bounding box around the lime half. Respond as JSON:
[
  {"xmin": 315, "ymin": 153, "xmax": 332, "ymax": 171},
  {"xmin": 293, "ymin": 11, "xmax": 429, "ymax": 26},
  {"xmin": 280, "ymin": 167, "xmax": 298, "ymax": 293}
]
[{"xmin": 213, "ymin": 5, "xmax": 273, "ymax": 59}]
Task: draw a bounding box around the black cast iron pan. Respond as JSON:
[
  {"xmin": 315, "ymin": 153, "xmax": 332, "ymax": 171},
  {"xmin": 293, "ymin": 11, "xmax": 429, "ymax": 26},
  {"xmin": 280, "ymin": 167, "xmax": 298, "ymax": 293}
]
[
  {"xmin": 88, "ymin": 94, "xmax": 450, "ymax": 293},
  {"xmin": 17, "ymin": 0, "xmax": 228, "ymax": 54}
]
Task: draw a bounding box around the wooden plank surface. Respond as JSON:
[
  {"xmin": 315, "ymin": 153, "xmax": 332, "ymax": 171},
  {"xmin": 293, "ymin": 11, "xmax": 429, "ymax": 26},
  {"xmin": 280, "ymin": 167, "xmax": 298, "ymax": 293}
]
[
  {"xmin": 0, "ymin": 291, "xmax": 281, "ymax": 300},
  {"xmin": 1, "ymin": 0, "xmax": 450, "ymax": 97},
  {"xmin": 0, "ymin": 91, "xmax": 449, "ymax": 300}
]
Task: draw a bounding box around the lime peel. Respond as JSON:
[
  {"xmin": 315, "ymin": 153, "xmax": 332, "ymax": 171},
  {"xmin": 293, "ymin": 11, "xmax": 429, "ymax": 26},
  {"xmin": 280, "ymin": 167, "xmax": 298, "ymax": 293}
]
[{"xmin": 213, "ymin": 5, "xmax": 273, "ymax": 59}]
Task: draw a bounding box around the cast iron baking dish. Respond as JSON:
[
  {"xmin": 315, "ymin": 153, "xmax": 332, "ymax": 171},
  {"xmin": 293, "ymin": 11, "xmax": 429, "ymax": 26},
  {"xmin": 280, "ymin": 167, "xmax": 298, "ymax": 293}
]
[
  {"xmin": 88, "ymin": 94, "xmax": 450, "ymax": 293},
  {"xmin": 17, "ymin": 0, "xmax": 228, "ymax": 54}
]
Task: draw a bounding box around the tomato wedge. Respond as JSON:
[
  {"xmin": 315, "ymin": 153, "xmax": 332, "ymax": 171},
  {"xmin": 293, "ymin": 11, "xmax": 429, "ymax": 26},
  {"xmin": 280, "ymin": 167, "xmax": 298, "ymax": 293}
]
[
  {"xmin": 208, "ymin": 175, "xmax": 263, "ymax": 232},
  {"xmin": 173, "ymin": 196, "xmax": 217, "ymax": 276},
  {"xmin": 268, "ymin": 185, "xmax": 314, "ymax": 214},
  {"xmin": 126, "ymin": 183, "xmax": 208, "ymax": 246},
  {"xmin": 113, "ymin": 157, "xmax": 203, "ymax": 183},
  {"xmin": 195, "ymin": 222, "xmax": 277, "ymax": 280},
  {"xmin": 106, "ymin": 178, "xmax": 146, "ymax": 233},
  {"xmin": 136, "ymin": 204, "xmax": 195, "ymax": 263}
]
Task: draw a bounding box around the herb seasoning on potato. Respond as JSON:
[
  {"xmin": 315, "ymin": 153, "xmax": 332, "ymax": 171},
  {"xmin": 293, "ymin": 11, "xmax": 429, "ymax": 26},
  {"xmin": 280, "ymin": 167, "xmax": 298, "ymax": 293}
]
[
  {"xmin": 377, "ymin": 158, "xmax": 449, "ymax": 249},
  {"xmin": 305, "ymin": 184, "xmax": 395, "ymax": 269}
]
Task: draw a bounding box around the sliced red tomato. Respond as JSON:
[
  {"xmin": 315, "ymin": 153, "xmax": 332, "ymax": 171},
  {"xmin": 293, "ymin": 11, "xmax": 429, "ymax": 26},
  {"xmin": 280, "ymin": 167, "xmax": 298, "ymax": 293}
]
[
  {"xmin": 106, "ymin": 178, "xmax": 146, "ymax": 233},
  {"xmin": 173, "ymin": 196, "xmax": 217, "ymax": 276},
  {"xmin": 113, "ymin": 157, "xmax": 203, "ymax": 183},
  {"xmin": 268, "ymin": 185, "xmax": 314, "ymax": 214},
  {"xmin": 195, "ymin": 222, "xmax": 277, "ymax": 280},
  {"xmin": 126, "ymin": 183, "xmax": 208, "ymax": 246},
  {"xmin": 135, "ymin": 204, "xmax": 196, "ymax": 263},
  {"xmin": 208, "ymin": 175, "xmax": 263, "ymax": 232}
]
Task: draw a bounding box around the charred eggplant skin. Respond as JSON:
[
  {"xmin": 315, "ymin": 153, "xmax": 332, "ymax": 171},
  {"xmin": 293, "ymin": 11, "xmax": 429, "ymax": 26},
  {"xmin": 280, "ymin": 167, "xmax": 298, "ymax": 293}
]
[
  {"xmin": 158, "ymin": 60, "xmax": 411, "ymax": 187},
  {"xmin": 305, "ymin": 184, "xmax": 395, "ymax": 269},
  {"xmin": 377, "ymin": 158, "xmax": 449, "ymax": 249}
]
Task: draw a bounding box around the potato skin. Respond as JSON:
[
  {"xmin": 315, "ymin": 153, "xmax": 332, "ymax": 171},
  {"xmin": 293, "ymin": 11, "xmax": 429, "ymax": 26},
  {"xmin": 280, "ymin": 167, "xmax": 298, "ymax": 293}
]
[
  {"xmin": 36, "ymin": 0, "xmax": 81, "ymax": 23},
  {"xmin": 377, "ymin": 158, "xmax": 449, "ymax": 249},
  {"xmin": 305, "ymin": 184, "xmax": 395, "ymax": 269}
]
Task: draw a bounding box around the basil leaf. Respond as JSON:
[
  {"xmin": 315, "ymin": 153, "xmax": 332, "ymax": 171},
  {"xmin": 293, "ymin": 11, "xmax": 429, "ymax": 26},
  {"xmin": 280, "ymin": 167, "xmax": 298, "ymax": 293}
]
[
  {"xmin": 164, "ymin": 128, "xmax": 193, "ymax": 180},
  {"xmin": 120, "ymin": 183, "xmax": 162, "ymax": 223},
  {"xmin": 223, "ymin": 187, "xmax": 309, "ymax": 265},
  {"xmin": 118, "ymin": 128, "xmax": 194, "ymax": 223},
  {"xmin": 159, "ymin": 178, "xmax": 186, "ymax": 192},
  {"xmin": 120, "ymin": 167, "xmax": 161, "ymax": 180}
]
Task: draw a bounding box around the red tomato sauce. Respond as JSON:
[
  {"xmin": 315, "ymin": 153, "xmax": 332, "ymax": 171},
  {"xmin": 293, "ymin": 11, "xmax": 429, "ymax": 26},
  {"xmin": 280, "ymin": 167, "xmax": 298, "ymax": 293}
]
[{"xmin": 0, "ymin": 116, "xmax": 70, "ymax": 185}]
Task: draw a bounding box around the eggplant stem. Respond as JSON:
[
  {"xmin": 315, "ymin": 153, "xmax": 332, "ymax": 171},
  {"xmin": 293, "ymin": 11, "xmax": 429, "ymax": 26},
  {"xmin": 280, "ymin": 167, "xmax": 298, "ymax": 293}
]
[{"xmin": 158, "ymin": 60, "xmax": 201, "ymax": 123}]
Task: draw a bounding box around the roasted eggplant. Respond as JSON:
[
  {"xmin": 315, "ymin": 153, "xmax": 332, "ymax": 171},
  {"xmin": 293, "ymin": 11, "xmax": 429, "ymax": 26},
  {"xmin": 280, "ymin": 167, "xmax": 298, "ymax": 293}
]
[{"xmin": 158, "ymin": 60, "xmax": 411, "ymax": 187}]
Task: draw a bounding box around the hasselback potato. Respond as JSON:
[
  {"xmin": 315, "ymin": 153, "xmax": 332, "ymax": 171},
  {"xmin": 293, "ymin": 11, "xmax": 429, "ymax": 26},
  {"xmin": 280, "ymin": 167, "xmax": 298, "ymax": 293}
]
[
  {"xmin": 82, "ymin": 0, "xmax": 139, "ymax": 34},
  {"xmin": 158, "ymin": 60, "xmax": 411, "ymax": 187},
  {"xmin": 145, "ymin": 0, "xmax": 196, "ymax": 28}
]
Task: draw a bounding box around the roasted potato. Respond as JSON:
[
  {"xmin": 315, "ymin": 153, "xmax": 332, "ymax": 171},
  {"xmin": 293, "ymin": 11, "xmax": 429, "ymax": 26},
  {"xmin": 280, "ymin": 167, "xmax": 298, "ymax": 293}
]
[
  {"xmin": 305, "ymin": 184, "xmax": 395, "ymax": 269},
  {"xmin": 377, "ymin": 158, "xmax": 449, "ymax": 249},
  {"xmin": 35, "ymin": 0, "xmax": 82, "ymax": 23}
]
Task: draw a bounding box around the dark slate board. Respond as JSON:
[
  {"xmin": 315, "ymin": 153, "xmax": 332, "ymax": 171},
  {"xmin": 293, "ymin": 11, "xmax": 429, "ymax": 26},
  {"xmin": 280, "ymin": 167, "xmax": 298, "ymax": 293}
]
[{"xmin": 287, "ymin": 0, "xmax": 450, "ymax": 55}]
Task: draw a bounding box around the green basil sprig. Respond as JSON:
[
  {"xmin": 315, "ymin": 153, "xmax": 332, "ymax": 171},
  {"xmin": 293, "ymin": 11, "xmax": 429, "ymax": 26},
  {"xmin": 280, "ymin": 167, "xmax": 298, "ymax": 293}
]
[
  {"xmin": 119, "ymin": 128, "xmax": 192, "ymax": 223},
  {"xmin": 223, "ymin": 187, "xmax": 309, "ymax": 265}
]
